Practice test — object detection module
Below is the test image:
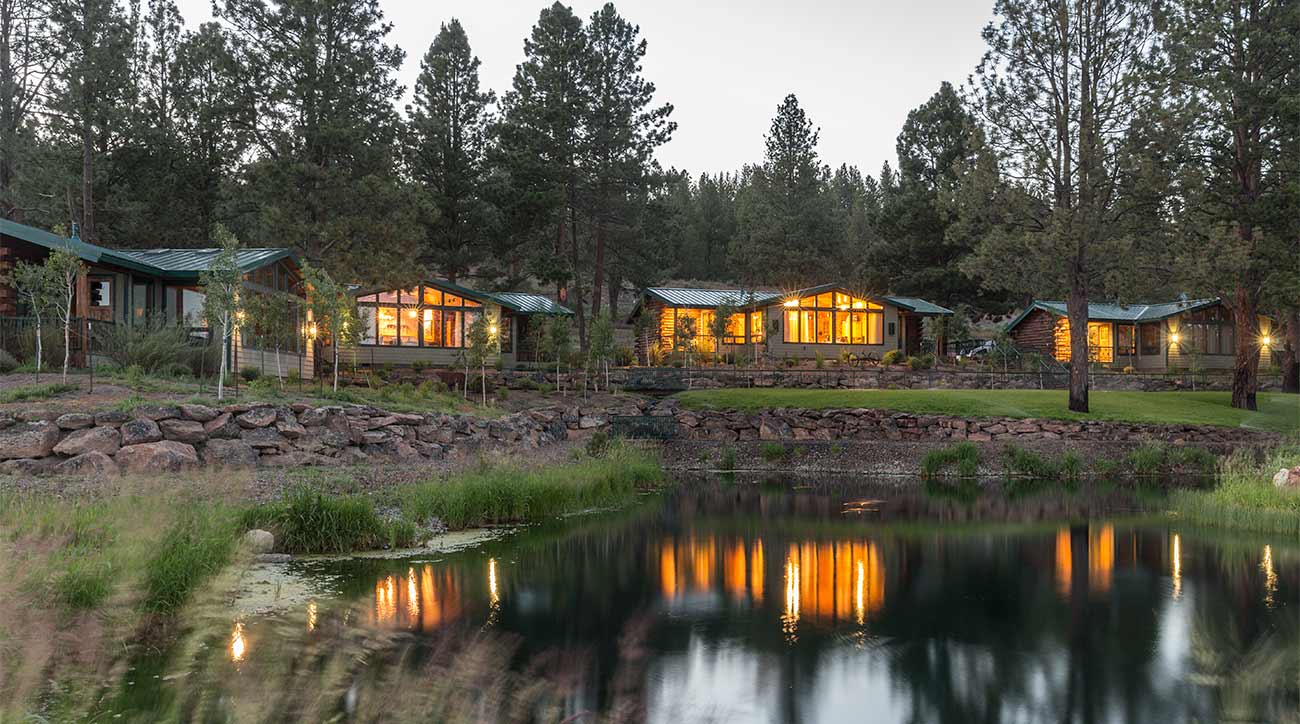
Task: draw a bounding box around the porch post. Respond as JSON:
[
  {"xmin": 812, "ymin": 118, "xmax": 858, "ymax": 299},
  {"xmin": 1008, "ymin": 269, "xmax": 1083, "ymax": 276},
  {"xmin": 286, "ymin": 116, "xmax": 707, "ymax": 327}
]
[{"xmin": 0, "ymin": 240, "xmax": 14, "ymax": 315}]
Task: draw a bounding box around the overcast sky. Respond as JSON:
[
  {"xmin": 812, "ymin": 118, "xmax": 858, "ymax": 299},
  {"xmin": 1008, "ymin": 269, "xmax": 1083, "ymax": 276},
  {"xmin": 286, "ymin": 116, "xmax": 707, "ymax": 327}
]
[{"xmin": 174, "ymin": 0, "xmax": 993, "ymax": 177}]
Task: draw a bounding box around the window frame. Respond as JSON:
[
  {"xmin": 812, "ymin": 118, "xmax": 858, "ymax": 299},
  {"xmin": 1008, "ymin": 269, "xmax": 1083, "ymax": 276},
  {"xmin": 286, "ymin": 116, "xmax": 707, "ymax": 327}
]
[
  {"xmin": 354, "ymin": 284, "xmax": 489, "ymax": 349},
  {"xmin": 781, "ymin": 292, "xmax": 884, "ymax": 345}
]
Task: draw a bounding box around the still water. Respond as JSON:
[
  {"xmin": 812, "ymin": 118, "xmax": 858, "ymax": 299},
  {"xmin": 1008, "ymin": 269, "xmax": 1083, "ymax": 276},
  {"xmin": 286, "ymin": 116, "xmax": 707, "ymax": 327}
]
[{"xmin": 113, "ymin": 478, "xmax": 1298, "ymax": 723}]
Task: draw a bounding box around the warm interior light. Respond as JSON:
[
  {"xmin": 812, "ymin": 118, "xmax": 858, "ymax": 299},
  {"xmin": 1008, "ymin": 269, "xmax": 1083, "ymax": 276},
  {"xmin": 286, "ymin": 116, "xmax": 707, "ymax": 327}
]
[
  {"xmin": 407, "ymin": 309, "xmax": 417, "ymax": 318},
  {"xmin": 837, "ymin": 304, "xmax": 849, "ymax": 310},
  {"xmin": 489, "ymin": 324, "xmax": 498, "ymax": 336},
  {"xmin": 852, "ymin": 301, "xmax": 865, "ymax": 309},
  {"xmin": 308, "ymin": 323, "xmax": 318, "ymax": 338},
  {"xmin": 783, "ymin": 299, "xmax": 798, "ymax": 308}
]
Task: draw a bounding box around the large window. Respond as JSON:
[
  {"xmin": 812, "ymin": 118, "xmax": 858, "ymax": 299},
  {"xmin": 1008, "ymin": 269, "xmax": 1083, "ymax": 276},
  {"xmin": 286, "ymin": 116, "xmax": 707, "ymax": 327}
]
[
  {"xmin": 658, "ymin": 308, "xmax": 764, "ymax": 352},
  {"xmin": 781, "ymin": 292, "xmax": 883, "ymax": 345},
  {"xmin": 1139, "ymin": 323, "xmax": 1161, "ymax": 356},
  {"xmin": 357, "ymin": 284, "xmax": 484, "ymax": 348},
  {"xmin": 1182, "ymin": 306, "xmax": 1234, "ymax": 355},
  {"xmin": 1052, "ymin": 319, "xmax": 1115, "ymax": 363},
  {"xmin": 1116, "ymin": 324, "xmax": 1136, "ymax": 356}
]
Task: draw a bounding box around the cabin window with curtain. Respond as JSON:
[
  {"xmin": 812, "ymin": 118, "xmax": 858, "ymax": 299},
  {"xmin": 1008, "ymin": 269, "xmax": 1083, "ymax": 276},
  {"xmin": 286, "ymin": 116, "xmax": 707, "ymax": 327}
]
[
  {"xmin": 782, "ymin": 292, "xmax": 882, "ymax": 344},
  {"xmin": 1116, "ymin": 324, "xmax": 1136, "ymax": 356},
  {"xmin": 1139, "ymin": 323, "xmax": 1161, "ymax": 356},
  {"xmin": 1052, "ymin": 319, "xmax": 1115, "ymax": 363},
  {"xmin": 355, "ymin": 285, "xmax": 483, "ymax": 348}
]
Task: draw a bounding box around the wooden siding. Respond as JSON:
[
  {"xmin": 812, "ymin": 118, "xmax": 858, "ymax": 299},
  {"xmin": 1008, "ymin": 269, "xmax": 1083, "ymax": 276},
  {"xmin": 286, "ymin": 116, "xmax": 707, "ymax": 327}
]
[{"xmin": 1008, "ymin": 308, "xmax": 1055, "ymax": 357}]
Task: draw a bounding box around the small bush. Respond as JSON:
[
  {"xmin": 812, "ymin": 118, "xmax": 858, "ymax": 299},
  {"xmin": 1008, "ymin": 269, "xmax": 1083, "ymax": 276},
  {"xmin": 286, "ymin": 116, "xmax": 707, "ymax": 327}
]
[
  {"xmin": 784, "ymin": 357, "xmax": 797, "ymax": 368},
  {"xmin": 285, "ymin": 368, "xmax": 302, "ymax": 385},
  {"xmin": 615, "ymin": 346, "xmax": 635, "ymax": 367},
  {"xmin": 1122, "ymin": 365, "xmax": 1137, "ymax": 374},
  {"xmin": 496, "ymin": 386, "xmax": 510, "ymax": 401},
  {"xmin": 95, "ymin": 317, "xmax": 216, "ymax": 377},
  {"xmin": 1002, "ymin": 445, "xmax": 1060, "ymax": 479},
  {"xmin": 1126, "ymin": 443, "xmax": 1169, "ymax": 477},
  {"xmin": 760, "ymin": 442, "xmax": 790, "ymax": 462},
  {"xmin": 814, "ymin": 352, "xmax": 824, "ymax": 369},
  {"xmin": 719, "ymin": 446, "xmax": 737, "ymax": 471},
  {"xmin": 410, "ymin": 360, "xmax": 427, "ymax": 373},
  {"xmin": 239, "ymin": 366, "xmax": 261, "ymax": 382},
  {"xmin": 921, "ymin": 442, "xmax": 980, "ymax": 479},
  {"xmin": 0, "ymin": 348, "xmax": 17, "ymax": 373},
  {"xmin": 55, "ymin": 559, "xmax": 113, "ymax": 609},
  {"xmin": 586, "ymin": 429, "xmax": 612, "ymax": 458},
  {"xmin": 882, "ymin": 349, "xmax": 905, "ymax": 366},
  {"xmin": 1060, "ymin": 451, "xmax": 1083, "ymax": 480}
]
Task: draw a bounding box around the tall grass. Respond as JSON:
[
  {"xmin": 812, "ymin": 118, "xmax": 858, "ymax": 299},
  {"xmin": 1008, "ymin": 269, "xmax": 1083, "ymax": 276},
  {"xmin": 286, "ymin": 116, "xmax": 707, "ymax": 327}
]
[
  {"xmin": 240, "ymin": 488, "xmax": 413, "ymax": 554},
  {"xmin": 1126, "ymin": 442, "xmax": 1217, "ymax": 477},
  {"xmin": 1169, "ymin": 444, "xmax": 1300, "ymax": 534},
  {"xmin": 141, "ymin": 507, "xmax": 239, "ymax": 614},
  {"xmin": 920, "ymin": 442, "xmax": 980, "ymax": 479},
  {"xmin": 403, "ymin": 444, "xmax": 664, "ymax": 530},
  {"xmin": 95, "ymin": 317, "xmax": 218, "ymax": 377}
]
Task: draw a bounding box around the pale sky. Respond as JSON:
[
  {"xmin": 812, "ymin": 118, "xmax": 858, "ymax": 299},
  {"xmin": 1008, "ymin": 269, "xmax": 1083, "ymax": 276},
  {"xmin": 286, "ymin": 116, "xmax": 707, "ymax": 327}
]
[{"xmin": 175, "ymin": 0, "xmax": 993, "ymax": 177}]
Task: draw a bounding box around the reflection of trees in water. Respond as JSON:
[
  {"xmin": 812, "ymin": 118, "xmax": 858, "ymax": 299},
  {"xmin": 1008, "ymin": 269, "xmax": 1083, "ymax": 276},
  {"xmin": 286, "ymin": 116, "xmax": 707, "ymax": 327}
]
[{"xmin": 109, "ymin": 480, "xmax": 1300, "ymax": 723}]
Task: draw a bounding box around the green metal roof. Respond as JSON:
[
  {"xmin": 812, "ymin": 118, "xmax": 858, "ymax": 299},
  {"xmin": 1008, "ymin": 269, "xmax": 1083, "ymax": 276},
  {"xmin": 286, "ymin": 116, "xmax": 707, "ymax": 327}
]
[
  {"xmin": 0, "ymin": 219, "xmax": 293, "ymax": 280},
  {"xmin": 487, "ymin": 291, "xmax": 573, "ymax": 315},
  {"xmin": 644, "ymin": 287, "xmax": 784, "ymax": 308},
  {"xmin": 111, "ymin": 248, "xmax": 294, "ymax": 278},
  {"xmin": 882, "ymin": 296, "xmax": 955, "ymax": 315},
  {"xmin": 1005, "ymin": 298, "xmax": 1222, "ymax": 332}
]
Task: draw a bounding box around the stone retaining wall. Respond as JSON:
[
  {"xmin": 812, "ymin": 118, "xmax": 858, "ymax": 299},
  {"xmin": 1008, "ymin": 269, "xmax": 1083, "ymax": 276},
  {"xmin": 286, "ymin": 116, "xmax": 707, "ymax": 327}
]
[
  {"xmin": 0, "ymin": 400, "xmax": 621, "ymax": 476},
  {"xmin": 666, "ymin": 404, "xmax": 1277, "ymax": 446}
]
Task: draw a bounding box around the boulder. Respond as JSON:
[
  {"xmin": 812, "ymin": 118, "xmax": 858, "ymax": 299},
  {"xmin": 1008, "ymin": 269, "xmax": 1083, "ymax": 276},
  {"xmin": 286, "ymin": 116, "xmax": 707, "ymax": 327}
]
[
  {"xmin": 0, "ymin": 422, "xmax": 60, "ymax": 460},
  {"xmin": 55, "ymin": 451, "xmax": 119, "ymax": 476},
  {"xmin": 52, "ymin": 426, "xmax": 121, "ymax": 457},
  {"xmin": 1272, "ymin": 466, "xmax": 1300, "ymax": 489},
  {"xmin": 297, "ymin": 407, "xmax": 328, "ymax": 426},
  {"xmin": 0, "ymin": 457, "xmax": 61, "ymax": 476},
  {"xmin": 202, "ymin": 439, "xmax": 259, "ymax": 468},
  {"xmin": 159, "ymin": 418, "xmax": 207, "ymax": 445},
  {"xmin": 120, "ymin": 418, "xmax": 163, "ymax": 446},
  {"xmin": 242, "ymin": 529, "xmax": 275, "ymax": 553},
  {"xmin": 17, "ymin": 409, "xmax": 59, "ymax": 422},
  {"xmin": 578, "ymin": 415, "xmax": 606, "ymax": 430},
  {"xmin": 132, "ymin": 405, "xmax": 181, "ymax": 421},
  {"xmin": 241, "ymin": 427, "xmax": 291, "ymax": 452},
  {"xmin": 178, "ymin": 403, "xmax": 220, "ymax": 423},
  {"xmin": 236, "ymin": 407, "xmax": 277, "ymax": 428},
  {"xmin": 203, "ymin": 412, "xmax": 241, "ymax": 439},
  {"xmin": 274, "ymin": 410, "xmax": 306, "ymax": 438},
  {"xmin": 759, "ymin": 417, "xmax": 793, "ymax": 441},
  {"xmin": 94, "ymin": 410, "xmax": 130, "ymax": 427},
  {"xmin": 116, "ymin": 441, "xmax": 199, "ymax": 473},
  {"xmin": 55, "ymin": 413, "xmax": 95, "ymax": 430}
]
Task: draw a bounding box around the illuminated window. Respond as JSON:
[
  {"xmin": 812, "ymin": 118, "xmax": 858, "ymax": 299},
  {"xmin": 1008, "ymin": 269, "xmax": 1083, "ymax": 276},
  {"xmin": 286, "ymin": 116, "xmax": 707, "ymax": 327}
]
[
  {"xmin": 781, "ymin": 292, "xmax": 883, "ymax": 345},
  {"xmin": 1052, "ymin": 319, "xmax": 1114, "ymax": 362},
  {"xmin": 376, "ymin": 306, "xmax": 399, "ymax": 345},
  {"xmin": 355, "ymin": 284, "xmax": 485, "ymax": 348},
  {"xmin": 399, "ymin": 305, "xmax": 419, "ymax": 346}
]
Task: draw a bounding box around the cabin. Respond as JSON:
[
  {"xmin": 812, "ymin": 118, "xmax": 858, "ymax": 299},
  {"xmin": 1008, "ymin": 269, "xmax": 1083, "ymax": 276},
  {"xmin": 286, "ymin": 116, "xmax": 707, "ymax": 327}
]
[
  {"xmin": 328, "ymin": 280, "xmax": 574, "ymax": 369},
  {"xmin": 0, "ymin": 218, "xmax": 313, "ymax": 377},
  {"xmin": 627, "ymin": 284, "xmax": 954, "ymax": 361},
  {"xmin": 1006, "ymin": 298, "xmax": 1278, "ymax": 371}
]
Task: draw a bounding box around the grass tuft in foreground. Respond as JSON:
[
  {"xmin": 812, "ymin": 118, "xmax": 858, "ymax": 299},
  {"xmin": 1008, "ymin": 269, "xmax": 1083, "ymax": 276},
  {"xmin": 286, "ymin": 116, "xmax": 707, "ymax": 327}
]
[
  {"xmin": 403, "ymin": 443, "xmax": 664, "ymax": 530},
  {"xmin": 0, "ymin": 382, "xmax": 79, "ymax": 404},
  {"xmin": 921, "ymin": 442, "xmax": 980, "ymax": 479},
  {"xmin": 141, "ymin": 507, "xmax": 240, "ymax": 614},
  {"xmin": 239, "ymin": 488, "xmax": 414, "ymax": 554},
  {"xmin": 1169, "ymin": 444, "xmax": 1300, "ymax": 534}
]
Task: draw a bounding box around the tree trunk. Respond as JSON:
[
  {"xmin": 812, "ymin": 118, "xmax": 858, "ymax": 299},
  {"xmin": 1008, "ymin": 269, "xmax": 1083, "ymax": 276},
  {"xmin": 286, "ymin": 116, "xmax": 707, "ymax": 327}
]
[
  {"xmin": 591, "ymin": 216, "xmax": 606, "ymax": 320},
  {"xmin": 80, "ymin": 102, "xmax": 94, "ymax": 241},
  {"xmin": 1230, "ymin": 285, "xmax": 1259, "ymax": 410},
  {"xmin": 217, "ymin": 316, "xmax": 228, "ymax": 400},
  {"xmin": 481, "ymin": 360, "xmax": 486, "ymax": 406},
  {"xmin": 34, "ymin": 314, "xmax": 41, "ymax": 377},
  {"xmin": 1282, "ymin": 311, "xmax": 1299, "ymax": 394},
  {"xmin": 62, "ymin": 292, "xmax": 71, "ymax": 381},
  {"xmin": 332, "ymin": 345, "xmax": 339, "ymax": 392},
  {"xmin": 569, "ymin": 204, "xmax": 587, "ymax": 350},
  {"xmin": 608, "ymin": 274, "xmax": 621, "ymax": 320},
  {"xmin": 1066, "ymin": 275, "xmax": 1089, "ymax": 413}
]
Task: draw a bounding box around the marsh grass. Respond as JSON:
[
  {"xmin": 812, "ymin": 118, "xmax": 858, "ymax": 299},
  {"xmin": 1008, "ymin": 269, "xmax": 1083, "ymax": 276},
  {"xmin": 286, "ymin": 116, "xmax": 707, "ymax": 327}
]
[
  {"xmin": 240, "ymin": 488, "xmax": 412, "ymax": 554},
  {"xmin": 1126, "ymin": 442, "xmax": 1218, "ymax": 478},
  {"xmin": 1169, "ymin": 444, "xmax": 1300, "ymax": 534},
  {"xmin": 760, "ymin": 442, "xmax": 790, "ymax": 463},
  {"xmin": 921, "ymin": 442, "xmax": 980, "ymax": 479},
  {"xmin": 402, "ymin": 444, "xmax": 664, "ymax": 530},
  {"xmin": 141, "ymin": 507, "xmax": 240, "ymax": 614},
  {"xmin": 0, "ymin": 382, "xmax": 79, "ymax": 404}
]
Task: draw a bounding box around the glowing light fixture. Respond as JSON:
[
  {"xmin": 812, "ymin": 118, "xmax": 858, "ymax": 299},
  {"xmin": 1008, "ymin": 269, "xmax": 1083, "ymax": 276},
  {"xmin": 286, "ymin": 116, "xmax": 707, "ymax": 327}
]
[
  {"xmin": 489, "ymin": 324, "xmax": 498, "ymax": 336},
  {"xmin": 1169, "ymin": 332, "xmax": 1181, "ymax": 345},
  {"xmin": 1261, "ymin": 335, "xmax": 1273, "ymax": 347},
  {"xmin": 852, "ymin": 301, "xmax": 865, "ymax": 309},
  {"xmin": 783, "ymin": 299, "xmax": 798, "ymax": 308}
]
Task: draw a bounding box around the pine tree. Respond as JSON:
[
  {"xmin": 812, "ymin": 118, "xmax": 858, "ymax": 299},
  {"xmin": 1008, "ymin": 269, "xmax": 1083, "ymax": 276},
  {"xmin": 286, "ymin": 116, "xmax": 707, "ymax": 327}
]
[
  {"xmin": 0, "ymin": 0, "xmax": 57, "ymax": 220},
  {"xmin": 407, "ymin": 19, "xmax": 496, "ymax": 282}
]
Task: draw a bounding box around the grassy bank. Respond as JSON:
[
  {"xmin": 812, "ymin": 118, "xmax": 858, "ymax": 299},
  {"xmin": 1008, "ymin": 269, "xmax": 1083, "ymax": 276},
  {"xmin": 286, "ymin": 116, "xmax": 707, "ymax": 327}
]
[
  {"xmin": 403, "ymin": 443, "xmax": 665, "ymax": 529},
  {"xmin": 676, "ymin": 389, "xmax": 1300, "ymax": 433},
  {"xmin": 1169, "ymin": 444, "xmax": 1300, "ymax": 534}
]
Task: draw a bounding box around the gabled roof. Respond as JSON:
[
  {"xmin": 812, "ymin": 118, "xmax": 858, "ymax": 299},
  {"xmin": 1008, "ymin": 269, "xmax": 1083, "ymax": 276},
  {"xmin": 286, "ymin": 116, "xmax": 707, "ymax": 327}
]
[
  {"xmin": 0, "ymin": 218, "xmax": 294, "ymax": 280},
  {"xmin": 1006, "ymin": 298, "xmax": 1222, "ymax": 332},
  {"xmin": 112, "ymin": 248, "xmax": 294, "ymax": 279},
  {"xmin": 643, "ymin": 287, "xmax": 784, "ymax": 309},
  {"xmin": 487, "ymin": 291, "xmax": 573, "ymax": 315},
  {"xmin": 882, "ymin": 297, "xmax": 954, "ymax": 315}
]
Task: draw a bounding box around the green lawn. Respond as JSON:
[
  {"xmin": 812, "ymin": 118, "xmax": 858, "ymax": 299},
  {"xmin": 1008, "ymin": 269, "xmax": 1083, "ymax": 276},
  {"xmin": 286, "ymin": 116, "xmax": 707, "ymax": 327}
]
[{"xmin": 675, "ymin": 388, "xmax": 1300, "ymax": 433}]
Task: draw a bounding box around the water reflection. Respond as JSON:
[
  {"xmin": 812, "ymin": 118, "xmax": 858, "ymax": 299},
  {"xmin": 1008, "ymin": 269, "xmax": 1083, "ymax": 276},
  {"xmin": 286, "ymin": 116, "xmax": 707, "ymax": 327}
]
[{"xmin": 124, "ymin": 479, "xmax": 1300, "ymax": 724}]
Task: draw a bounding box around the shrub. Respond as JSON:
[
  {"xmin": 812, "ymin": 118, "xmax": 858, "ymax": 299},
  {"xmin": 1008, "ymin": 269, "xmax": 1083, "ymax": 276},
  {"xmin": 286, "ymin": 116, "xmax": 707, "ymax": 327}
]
[
  {"xmin": 13, "ymin": 325, "xmax": 68, "ymax": 367},
  {"xmin": 615, "ymin": 345, "xmax": 635, "ymax": 367},
  {"xmin": 1122, "ymin": 365, "xmax": 1137, "ymax": 374},
  {"xmin": 285, "ymin": 368, "xmax": 302, "ymax": 385},
  {"xmin": 719, "ymin": 446, "xmax": 736, "ymax": 471},
  {"xmin": 55, "ymin": 559, "xmax": 114, "ymax": 609},
  {"xmin": 760, "ymin": 442, "xmax": 790, "ymax": 462},
  {"xmin": 882, "ymin": 349, "xmax": 905, "ymax": 366},
  {"xmin": 239, "ymin": 366, "xmax": 261, "ymax": 382},
  {"xmin": 784, "ymin": 356, "xmax": 798, "ymax": 368},
  {"xmin": 919, "ymin": 352, "xmax": 936, "ymax": 368},
  {"xmin": 0, "ymin": 382, "xmax": 79, "ymax": 403},
  {"xmin": 586, "ymin": 429, "xmax": 612, "ymax": 457},
  {"xmin": 920, "ymin": 442, "xmax": 980, "ymax": 479},
  {"xmin": 0, "ymin": 348, "xmax": 17, "ymax": 373},
  {"xmin": 905, "ymin": 356, "xmax": 923, "ymax": 370},
  {"xmin": 814, "ymin": 352, "xmax": 825, "ymax": 369},
  {"xmin": 1002, "ymin": 445, "xmax": 1061, "ymax": 479},
  {"xmin": 410, "ymin": 360, "xmax": 427, "ymax": 373},
  {"xmin": 95, "ymin": 318, "xmax": 217, "ymax": 377},
  {"xmin": 496, "ymin": 386, "xmax": 509, "ymax": 401}
]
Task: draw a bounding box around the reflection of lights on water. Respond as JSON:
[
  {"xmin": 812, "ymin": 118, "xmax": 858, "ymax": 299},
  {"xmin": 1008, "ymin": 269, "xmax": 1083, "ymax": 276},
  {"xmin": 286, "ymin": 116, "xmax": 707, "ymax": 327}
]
[
  {"xmin": 230, "ymin": 621, "xmax": 246, "ymax": 664},
  {"xmin": 407, "ymin": 567, "xmax": 419, "ymax": 624},
  {"xmin": 489, "ymin": 558, "xmax": 500, "ymax": 606},
  {"xmin": 1171, "ymin": 535, "xmax": 1182, "ymax": 600},
  {"xmin": 782, "ymin": 553, "xmax": 800, "ymax": 641},
  {"xmin": 855, "ymin": 560, "xmax": 866, "ymax": 626},
  {"xmin": 307, "ymin": 601, "xmax": 317, "ymax": 632},
  {"xmin": 1262, "ymin": 545, "xmax": 1277, "ymax": 608}
]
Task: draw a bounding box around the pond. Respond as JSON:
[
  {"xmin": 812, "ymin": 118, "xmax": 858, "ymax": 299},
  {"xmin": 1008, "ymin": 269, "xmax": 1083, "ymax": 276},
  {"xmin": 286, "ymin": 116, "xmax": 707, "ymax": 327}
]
[{"xmin": 108, "ymin": 477, "xmax": 1297, "ymax": 723}]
